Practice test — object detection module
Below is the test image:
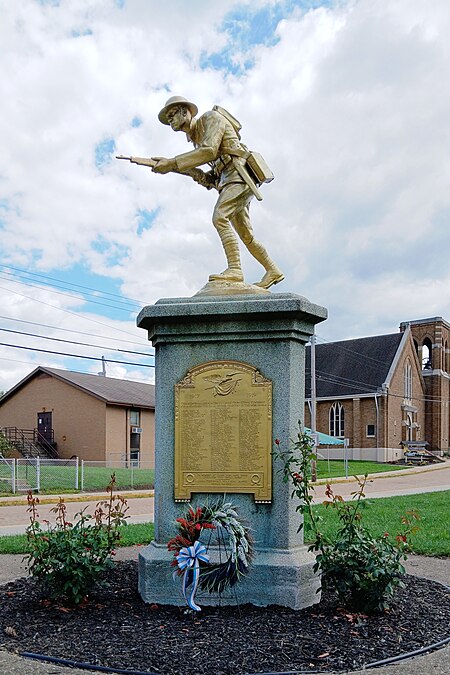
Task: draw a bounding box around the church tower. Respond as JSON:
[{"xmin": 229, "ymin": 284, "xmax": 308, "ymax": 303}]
[{"xmin": 400, "ymin": 317, "xmax": 450, "ymax": 455}]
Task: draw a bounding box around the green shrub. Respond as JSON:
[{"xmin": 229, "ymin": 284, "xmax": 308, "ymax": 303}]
[
  {"xmin": 0, "ymin": 432, "xmax": 13, "ymax": 457},
  {"xmin": 275, "ymin": 431, "xmax": 420, "ymax": 613},
  {"xmin": 25, "ymin": 474, "xmax": 129, "ymax": 605}
]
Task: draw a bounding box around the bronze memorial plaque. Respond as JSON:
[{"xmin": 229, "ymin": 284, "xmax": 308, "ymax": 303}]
[{"xmin": 174, "ymin": 360, "xmax": 272, "ymax": 502}]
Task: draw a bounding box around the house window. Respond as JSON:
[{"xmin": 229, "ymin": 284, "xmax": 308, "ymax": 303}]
[
  {"xmin": 130, "ymin": 409, "xmax": 140, "ymax": 426},
  {"xmin": 367, "ymin": 424, "xmax": 375, "ymax": 437},
  {"xmin": 130, "ymin": 433, "xmax": 140, "ymax": 465},
  {"xmin": 329, "ymin": 402, "xmax": 344, "ymax": 437},
  {"xmin": 404, "ymin": 361, "xmax": 412, "ymax": 400},
  {"xmin": 129, "ymin": 409, "xmax": 141, "ymax": 466}
]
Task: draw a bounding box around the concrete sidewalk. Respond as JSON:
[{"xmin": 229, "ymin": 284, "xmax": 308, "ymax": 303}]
[{"xmin": 0, "ymin": 491, "xmax": 154, "ymax": 536}]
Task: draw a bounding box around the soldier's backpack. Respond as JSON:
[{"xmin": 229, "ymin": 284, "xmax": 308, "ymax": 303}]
[{"xmin": 213, "ymin": 105, "xmax": 274, "ymax": 185}]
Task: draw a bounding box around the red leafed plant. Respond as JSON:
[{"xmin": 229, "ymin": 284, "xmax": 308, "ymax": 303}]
[{"xmin": 167, "ymin": 506, "xmax": 216, "ymax": 569}]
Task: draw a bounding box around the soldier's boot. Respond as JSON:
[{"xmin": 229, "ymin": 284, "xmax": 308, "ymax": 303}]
[
  {"xmin": 209, "ymin": 231, "xmax": 244, "ymax": 282},
  {"xmin": 247, "ymin": 239, "xmax": 285, "ymax": 289}
]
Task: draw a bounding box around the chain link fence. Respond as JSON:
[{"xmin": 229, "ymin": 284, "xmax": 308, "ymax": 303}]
[
  {"xmin": 0, "ymin": 456, "xmax": 15, "ymax": 494},
  {"xmin": 0, "ymin": 457, "xmax": 154, "ymax": 494},
  {"xmin": 80, "ymin": 460, "xmax": 154, "ymax": 492}
]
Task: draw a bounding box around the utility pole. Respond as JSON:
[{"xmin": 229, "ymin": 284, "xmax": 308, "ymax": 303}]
[
  {"xmin": 310, "ymin": 332, "xmax": 317, "ymax": 481},
  {"xmin": 98, "ymin": 356, "xmax": 107, "ymax": 377}
]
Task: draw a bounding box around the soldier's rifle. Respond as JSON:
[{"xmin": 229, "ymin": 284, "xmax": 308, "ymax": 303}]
[{"xmin": 116, "ymin": 155, "xmax": 215, "ymax": 190}]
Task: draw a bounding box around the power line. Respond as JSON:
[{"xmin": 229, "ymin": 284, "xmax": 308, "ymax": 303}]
[
  {"xmin": 0, "ymin": 315, "xmax": 152, "ymax": 349},
  {"xmin": 307, "ymin": 370, "xmax": 449, "ymax": 404},
  {"xmin": 0, "ymin": 341, "xmax": 154, "ymax": 368},
  {"xmin": 0, "ymin": 327, "xmax": 154, "ymax": 358},
  {"xmin": 0, "ymin": 357, "xmax": 154, "ymax": 386},
  {"xmin": 0, "ymin": 284, "xmax": 145, "ymax": 340},
  {"xmin": 0, "ymin": 274, "xmax": 139, "ymax": 313},
  {"xmin": 314, "ymin": 332, "xmax": 398, "ymax": 368},
  {"xmin": 0, "ymin": 264, "xmax": 144, "ymax": 306}
]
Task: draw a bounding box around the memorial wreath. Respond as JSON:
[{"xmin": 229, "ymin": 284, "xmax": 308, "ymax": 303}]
[{"xmin": 167, "ymin": 500, "xmax": 254, "ymax": 611}]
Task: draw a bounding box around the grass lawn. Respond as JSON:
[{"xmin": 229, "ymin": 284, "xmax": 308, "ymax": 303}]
[
  {"xmin": 0, "ymin": 492, "xmax": 447, "ymax": 557},
  {"xmin": 0, "ymin": 522, "xmax": 155, "ymax": 555},
  {"xmin": 304, "ymin": 490, "xmax": 450, "ymax": 557},
  {"xmin": 315, "ymin": 459, "xmax": 408, "ymax": 479}
]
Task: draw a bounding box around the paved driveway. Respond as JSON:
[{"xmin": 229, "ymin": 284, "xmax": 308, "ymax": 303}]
[{"xmin": 0, "ymin": 462, "xmax": 448, "ymax": 536}]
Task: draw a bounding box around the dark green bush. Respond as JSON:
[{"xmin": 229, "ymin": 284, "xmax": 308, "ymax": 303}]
[
  {"xmin": 25, "ymin": 474, "xmax": 129, "ymax": 605},
  {"xmin": 275, "ymin": 431, "xmax": 420, "ymax": 613}
]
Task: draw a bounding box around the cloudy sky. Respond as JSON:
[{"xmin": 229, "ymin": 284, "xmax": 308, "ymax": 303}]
[{"xmin": 0, "ymin": 0, "xmax": 449, "ymax": 392}]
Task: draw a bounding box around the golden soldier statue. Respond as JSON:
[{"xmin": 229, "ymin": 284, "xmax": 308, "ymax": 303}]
[{"xmin": 119, "ymin": 96, "xmax": 284, "ymax": 290}]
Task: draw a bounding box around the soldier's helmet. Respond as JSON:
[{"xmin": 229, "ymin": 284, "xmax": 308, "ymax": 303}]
[{"xmin": 158, "ymin": 96, "xmax": 198, "ymax": 125}]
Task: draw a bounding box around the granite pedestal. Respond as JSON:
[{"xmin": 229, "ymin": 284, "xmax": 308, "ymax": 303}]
[{"xmin": 137, "ymin": 292, "xmax": 327, "ymax": 610}]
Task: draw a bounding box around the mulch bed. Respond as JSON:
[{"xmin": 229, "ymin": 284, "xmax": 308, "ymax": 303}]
[{"xmin": 0, "ymin": 561, "xmax": 449, "ymax": 675}]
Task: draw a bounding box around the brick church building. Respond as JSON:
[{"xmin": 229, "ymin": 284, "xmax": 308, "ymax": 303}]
[{"xmin": 304, "ymin": 317, "xmax": 449, "ymax": 462}]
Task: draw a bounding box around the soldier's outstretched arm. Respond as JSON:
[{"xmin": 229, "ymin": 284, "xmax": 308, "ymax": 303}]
[{"xmin": 151, "ymin": 157, "xmax": 177, "ymax": 174}]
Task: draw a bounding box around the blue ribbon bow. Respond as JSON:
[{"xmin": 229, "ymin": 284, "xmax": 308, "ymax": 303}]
[{"xmin": 176, "ymin": 540, "xmax": 209, "ymax": 611}]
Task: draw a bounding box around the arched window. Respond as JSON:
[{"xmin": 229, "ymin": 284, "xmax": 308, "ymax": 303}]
[
  {"xmin": 404, "ymin": 360, "xmax": 412, "ymax": 400},
  {"xmin": 329, "ymin": 402, "xmax": 344, "ymax": 437},
  {"xmin": 422, "ymin": 338, "xmax": 432, "ymax": 369}
]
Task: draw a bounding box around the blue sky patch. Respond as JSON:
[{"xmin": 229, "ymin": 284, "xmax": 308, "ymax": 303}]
[
  {"xmin": 95, "ymin": 138, "xmax": 116, "ymax": 169},
  {"xmin": 136, "ymin": 208, "xmax": 159, "ymax": 235},
  {"xmin": 200, "ymin": 0, "xmax": 334, "ymax": 74},
  {"xmin": 0, "ymin": 199, "xmax": 9, "ymax": 227},
  {"xmin": 53, "ymin": 262, "xmax": 140, "ymax": 319},
  {"xmin": 91, "ymin": 237, "xmax": 129, "ymax": 270},
  {"xmin": 71, "ymin": 28, "xmax": 93, "ymax": 38},
  {"xmin": 131, "ymin": 116, "xmax": 142, "ymax": 128}
]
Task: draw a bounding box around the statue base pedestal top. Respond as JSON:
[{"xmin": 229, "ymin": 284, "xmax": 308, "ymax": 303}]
[{"xmin": 195, "ymin": 279, "xmax": 269, "ymax": 296}]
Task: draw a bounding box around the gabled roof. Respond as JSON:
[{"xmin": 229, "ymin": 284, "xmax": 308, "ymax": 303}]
[
  {"xmin": 0, "ymin": 367, "xmax": 155, "ymax": 409},
  {"xmin": 305, "ymin": 332, "xmax": 404, "ymax": 398}
]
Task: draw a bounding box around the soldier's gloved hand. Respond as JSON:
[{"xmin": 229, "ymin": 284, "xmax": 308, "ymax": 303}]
[{"xmin": 151, "ymin": 157, "xmax": 177, "ymax": 174}]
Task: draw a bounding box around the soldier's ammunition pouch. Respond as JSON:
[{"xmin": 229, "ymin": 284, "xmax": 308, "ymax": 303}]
[
  {"xmin": 246, "ymin": 152, "xmax": 274, "ymax": 185},
  {"xmin": 225, "ymin": 147, "xmax": 274, "ymax": 186}
]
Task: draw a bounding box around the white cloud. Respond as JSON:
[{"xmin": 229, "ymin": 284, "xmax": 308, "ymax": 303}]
[{"xmin": 1, "ymin": 0, "xmax": 450, "ymax": 390}]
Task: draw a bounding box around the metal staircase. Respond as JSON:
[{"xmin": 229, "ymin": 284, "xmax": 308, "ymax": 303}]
[{"xmin": 1, "ymin": 427, "xmax": 58, "ymax": 459}]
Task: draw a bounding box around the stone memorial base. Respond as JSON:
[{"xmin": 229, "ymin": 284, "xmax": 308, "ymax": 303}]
[
  {"xmin": 137, "ymin": 292, "xmax": 327, "ymax": 610},
  {"xmin": 139, "ymin": 543, "xmax": 320, "ymax": 609}
]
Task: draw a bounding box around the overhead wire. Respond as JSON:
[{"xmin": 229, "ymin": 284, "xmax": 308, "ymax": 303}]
[
  {"xmin": 0, "ymin": 263, "xmax": 144, "ymax": 306},
  {"xmin": 310, "ymin": 333, "xmax": 449, "ymax": 403},
  {"xmin": 0, "ymin": 327, "xmax": 154, "ymax": 358},
  {"xmin": 0, "ymin": 341, "xmax": 154, "ymax": 368},
  {"xmin": 305, "ymin": 368, "xmax": 449, "ymax": 404},
  {"xmin": 0, "ymin": 356, "xmax": 153, "ymax": 385},
  {"xmin": 314, "ymin": 332, "xmax": 401, "ymax": 367},
  {"xmin": 0, "ymin": 284, "xmax": 145, "ymax": 339},
  {"xmin": 0, "ymin": 314, "xmax": 152, "ymax": 348},
  {"xmin": 0, "ymin": 274, "xmax": 139, "ymax": 313}
]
